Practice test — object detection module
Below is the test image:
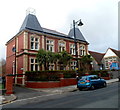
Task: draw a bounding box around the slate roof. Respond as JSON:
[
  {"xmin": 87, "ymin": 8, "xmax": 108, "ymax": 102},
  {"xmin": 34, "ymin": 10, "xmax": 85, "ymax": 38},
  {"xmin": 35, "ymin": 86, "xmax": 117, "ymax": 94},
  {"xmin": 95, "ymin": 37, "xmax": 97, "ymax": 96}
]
[
  {"xmin": 68, "ymin": 28, "xmax": 87, "ymax": 42},
  {"xmin": 19, "ymin": 14, "xmax": 43, "ymax": 32},
  {"xmin": 42, "ymin": 28, "xmax": 67, "ymax": 38},
  {"xmin": 89, "ymin": 51, "xmax": 105, "ymax": 64},
  {"xmin": 19, "ymin": 13, "xmax": 88, "ymax": 43}
]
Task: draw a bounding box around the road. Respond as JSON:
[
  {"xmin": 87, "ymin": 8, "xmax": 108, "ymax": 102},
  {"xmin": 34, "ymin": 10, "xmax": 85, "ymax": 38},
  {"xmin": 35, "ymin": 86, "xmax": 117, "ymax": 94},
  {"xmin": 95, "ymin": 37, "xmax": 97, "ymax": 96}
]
[{"xmin": 3, "ymin": 82, "xmax": 119, "ymax": 109}]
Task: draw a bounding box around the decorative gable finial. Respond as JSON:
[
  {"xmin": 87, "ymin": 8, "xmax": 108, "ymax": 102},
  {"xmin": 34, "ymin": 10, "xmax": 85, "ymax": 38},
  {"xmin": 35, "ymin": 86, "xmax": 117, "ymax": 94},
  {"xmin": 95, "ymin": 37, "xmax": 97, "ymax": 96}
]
[{"xmin": 26, "ymin": 7, "xmax": 36, "ymax": 15}]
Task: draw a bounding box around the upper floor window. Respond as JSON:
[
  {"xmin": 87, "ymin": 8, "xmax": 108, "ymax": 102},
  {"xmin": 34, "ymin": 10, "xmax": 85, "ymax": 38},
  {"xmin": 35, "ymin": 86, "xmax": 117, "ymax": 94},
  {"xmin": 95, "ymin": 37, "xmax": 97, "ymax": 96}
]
[
  {"xmin": 46, "ymin": 40, "xmax": 54, "ymax": 52},
  {"xmin": 30, "ymin": 37, "xmax": 39, "ymax": 50},
  {"xmin": 30, "ymin": 58, "xmax": 39, "ymax": 71},
  {"xmin": 104, "ymin": 57, "xmax": 118, "ymax": 69},
  {"xmin": 80, "ymin": 45, "xmax": 86, "ymax": 56},
  {"xmin": 59, "ymin": 41, "xmax": 66, "ymax": 52},
  {"xmin": 70, "ymin": 44, "xmax": 76, "ymax": 55}
]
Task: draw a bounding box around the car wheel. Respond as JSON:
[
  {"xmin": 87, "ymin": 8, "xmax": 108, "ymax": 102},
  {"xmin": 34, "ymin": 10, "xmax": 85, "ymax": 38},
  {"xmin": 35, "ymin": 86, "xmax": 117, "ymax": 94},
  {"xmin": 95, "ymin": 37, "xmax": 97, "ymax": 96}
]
[
  {"xmin": 77, "ymin": 84, "xmax": 79, "ymax": 88},
  {"xmin": 90, "ymin": 85, "xmax": 95, "ymax": 90},
  {"xmin": 103, "ymin": 82, "xmax": 107, "ymax": 87}
]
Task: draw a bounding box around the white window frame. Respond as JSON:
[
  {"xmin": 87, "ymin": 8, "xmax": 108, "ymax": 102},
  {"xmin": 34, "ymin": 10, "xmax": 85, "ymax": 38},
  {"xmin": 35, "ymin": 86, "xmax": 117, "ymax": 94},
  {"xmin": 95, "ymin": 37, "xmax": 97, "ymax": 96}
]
[
  {"xmin": 30, "ymin": 35, "xmax": 40, "ymax": 50},
  {"xmin": 46, "ymin": 39, "xmax": 54, "ymax": 52},
  {"xmin": 104, "ymin": 57, "xmax": 118, "ymax": 69},
  {"xmin": 48, "ymin": 63, "xmax": 55, "ymax": 70},
  {"xmin": 71, "ymin": 61, "xmax": 77, "ymax": 70},
  {"xmin": 30, "ymin": 58, "xmax": 39, "ymax": 71},
  {"xmin": 58, "ymin": 41, "xmax": 66, "ymax": 52},
  {"xmin": 80, "ymin": 45, "xmax": 86, "ymax": 56},
  {"xmin": 70, "ymin": 44, "xmax": 76, "ymax": 55}
]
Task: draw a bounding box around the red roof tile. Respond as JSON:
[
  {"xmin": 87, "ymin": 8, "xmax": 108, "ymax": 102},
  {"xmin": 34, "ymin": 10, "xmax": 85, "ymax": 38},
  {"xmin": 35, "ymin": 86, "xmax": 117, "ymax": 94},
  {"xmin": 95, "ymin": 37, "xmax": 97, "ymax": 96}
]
[{"xmin": 89, "ymin": 51, "xmax": 105, "ymax": 64}]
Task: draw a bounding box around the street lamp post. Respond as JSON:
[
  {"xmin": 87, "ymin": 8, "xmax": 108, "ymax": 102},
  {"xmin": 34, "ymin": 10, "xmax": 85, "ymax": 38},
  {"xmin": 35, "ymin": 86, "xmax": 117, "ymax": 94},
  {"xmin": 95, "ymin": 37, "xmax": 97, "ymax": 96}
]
[{"xmin": 73, "ymin": 19, "xmax": 83, "ymax": 73}]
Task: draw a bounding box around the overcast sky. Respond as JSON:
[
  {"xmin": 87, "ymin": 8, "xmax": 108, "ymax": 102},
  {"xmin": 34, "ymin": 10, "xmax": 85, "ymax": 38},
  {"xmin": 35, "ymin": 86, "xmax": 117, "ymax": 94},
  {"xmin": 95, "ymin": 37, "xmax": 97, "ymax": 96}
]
[{"xmin": 0, "ymin": 0, "xmax": 119, "ymax": 59}]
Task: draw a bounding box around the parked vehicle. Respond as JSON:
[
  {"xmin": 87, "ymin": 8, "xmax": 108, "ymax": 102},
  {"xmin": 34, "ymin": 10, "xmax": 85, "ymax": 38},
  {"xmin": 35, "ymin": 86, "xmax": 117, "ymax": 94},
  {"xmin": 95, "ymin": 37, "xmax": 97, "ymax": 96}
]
[{"xmin": 77, "ymin": 75, "xmax": 107, "ymax": 90}]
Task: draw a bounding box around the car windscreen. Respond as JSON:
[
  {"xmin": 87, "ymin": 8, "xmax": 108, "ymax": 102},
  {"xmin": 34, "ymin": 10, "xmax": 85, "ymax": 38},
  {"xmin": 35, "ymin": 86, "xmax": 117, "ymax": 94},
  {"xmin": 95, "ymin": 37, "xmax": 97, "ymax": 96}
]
[{"xmin": 80, "ymin": 76, "xmax": 87, "ymax": 80}]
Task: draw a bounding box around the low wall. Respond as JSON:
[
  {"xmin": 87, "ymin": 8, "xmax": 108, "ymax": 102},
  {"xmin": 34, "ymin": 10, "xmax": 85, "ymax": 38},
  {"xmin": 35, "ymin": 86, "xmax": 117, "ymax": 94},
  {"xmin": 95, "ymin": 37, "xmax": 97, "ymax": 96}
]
[
  {"xmin": 101, "ymin": 77, "xmax": 110, "ymax": 80},
  {"xmin": 25, "ymin": 78, "xmax": 77, "ymax": 88}
]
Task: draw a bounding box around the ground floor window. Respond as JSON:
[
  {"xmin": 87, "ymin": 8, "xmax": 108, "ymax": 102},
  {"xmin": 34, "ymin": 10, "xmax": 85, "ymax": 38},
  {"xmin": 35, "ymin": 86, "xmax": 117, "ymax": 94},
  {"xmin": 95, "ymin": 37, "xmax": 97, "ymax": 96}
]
[
  {"xmin": 48, "ymin": 63, "xmax": 55, "ymax": 70},
  {"xmin": 30, "ymin": 58, "xmax": 39, "ymax": 71},
  {"xmin": 71, "ymin": 61, "xmax": 77, "ymax": 70}
]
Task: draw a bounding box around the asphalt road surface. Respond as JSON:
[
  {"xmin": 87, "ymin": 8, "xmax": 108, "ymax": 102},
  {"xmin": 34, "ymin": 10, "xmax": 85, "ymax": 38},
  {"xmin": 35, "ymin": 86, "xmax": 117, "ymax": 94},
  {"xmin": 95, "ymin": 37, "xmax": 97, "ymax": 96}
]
[{"xmin": 3, "ymin": 82, "xmax": 119, "ymax": 109}]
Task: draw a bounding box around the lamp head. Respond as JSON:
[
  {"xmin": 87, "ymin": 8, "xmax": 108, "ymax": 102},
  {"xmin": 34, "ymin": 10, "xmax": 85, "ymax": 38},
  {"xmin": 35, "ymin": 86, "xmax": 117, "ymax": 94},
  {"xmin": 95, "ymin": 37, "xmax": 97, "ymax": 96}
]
[{"xmin": 78, "ymin": 19, "xmax": 84, "ymax": 26}]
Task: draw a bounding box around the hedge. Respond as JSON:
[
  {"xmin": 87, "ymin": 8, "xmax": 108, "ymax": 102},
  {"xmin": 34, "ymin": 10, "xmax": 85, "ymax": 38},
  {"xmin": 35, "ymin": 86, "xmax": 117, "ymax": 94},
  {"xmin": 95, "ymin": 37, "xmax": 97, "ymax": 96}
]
[
  {"xmin": 25, "ymin": 70, "xmax": 77, "ymax": 81},
  {"xmin": 89, "ymin": 70, "xmax": 109, "ymax": 77},
  {"xmin": 25, "ymin": 70, "xmax": 110, "ymax": 81}
]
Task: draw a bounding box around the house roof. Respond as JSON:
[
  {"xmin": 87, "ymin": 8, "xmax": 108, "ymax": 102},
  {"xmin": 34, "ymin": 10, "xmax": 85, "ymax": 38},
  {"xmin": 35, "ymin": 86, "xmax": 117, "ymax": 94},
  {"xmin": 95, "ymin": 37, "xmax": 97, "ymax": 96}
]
[
  {"xmin": 19, "ymin": 14, "xmax": 43, "ymax": 32},
  {"xmin": 19, "ymin": 13, "xmax": 88, "ymax": 43},
  {"xmin": 42, "ymin": 28, "xmax": 67, "ymax": 38},
  {"xmin": 110, "ymin": 48, "xmax": 120, "ymax": 58},
  {"xmin": 68, "ymin": 28, "xmax": 87, "ymax": 42},
  {"xmin": 88, "ymin": 51, "xmax": 105, "ymax": 64}
]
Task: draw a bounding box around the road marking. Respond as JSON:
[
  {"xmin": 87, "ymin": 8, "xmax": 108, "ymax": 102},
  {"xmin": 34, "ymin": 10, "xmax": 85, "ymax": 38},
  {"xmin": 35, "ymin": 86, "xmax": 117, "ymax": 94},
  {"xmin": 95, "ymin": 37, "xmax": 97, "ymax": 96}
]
[{"xmin": 2, "ymin": 93, "xmax": 60, "ymax": 105}]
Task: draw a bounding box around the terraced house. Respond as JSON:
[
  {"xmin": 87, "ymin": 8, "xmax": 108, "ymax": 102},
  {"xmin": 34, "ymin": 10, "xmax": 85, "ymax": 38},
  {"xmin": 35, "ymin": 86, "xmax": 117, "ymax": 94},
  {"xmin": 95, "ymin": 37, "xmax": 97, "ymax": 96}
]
[{"xmin": 6, "ymin": 12, "xmax": 89, "ymax": 85}]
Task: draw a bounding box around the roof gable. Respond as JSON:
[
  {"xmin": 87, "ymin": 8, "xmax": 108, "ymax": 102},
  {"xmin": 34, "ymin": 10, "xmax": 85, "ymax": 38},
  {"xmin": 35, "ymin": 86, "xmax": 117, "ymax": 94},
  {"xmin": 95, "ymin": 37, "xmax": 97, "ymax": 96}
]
[
  {"xmin": 104, "ymin": 48, "xmax": 118, "ymax": 58},
  {"xmin": 110, "ymin": 48, "xmax": 120, "ymax": 58},
  {"xmin": 89, "ymin": 51, "xmax": 104, "ymax": 64}
]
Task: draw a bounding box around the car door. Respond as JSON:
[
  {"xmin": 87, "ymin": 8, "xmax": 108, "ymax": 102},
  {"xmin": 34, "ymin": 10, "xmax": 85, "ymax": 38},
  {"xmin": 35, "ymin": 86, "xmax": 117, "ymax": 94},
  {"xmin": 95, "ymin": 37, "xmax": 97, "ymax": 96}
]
[{"xmin": 90, "ymin": 76, "xmax": 100, "ymax": 87}]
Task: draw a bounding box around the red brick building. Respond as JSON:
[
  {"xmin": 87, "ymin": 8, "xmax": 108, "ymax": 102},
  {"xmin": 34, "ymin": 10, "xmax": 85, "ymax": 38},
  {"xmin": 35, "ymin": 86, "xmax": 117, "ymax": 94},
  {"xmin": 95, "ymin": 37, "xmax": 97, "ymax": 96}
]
[{"xmin": 6, "ymin": 12, "xmax": 89, "ymax": 85}]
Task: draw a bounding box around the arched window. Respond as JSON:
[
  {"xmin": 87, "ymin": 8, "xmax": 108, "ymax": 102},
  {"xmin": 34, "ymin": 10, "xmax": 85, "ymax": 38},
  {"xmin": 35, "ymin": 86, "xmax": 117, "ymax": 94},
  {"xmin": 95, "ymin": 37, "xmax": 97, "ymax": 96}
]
[
  {"xmin": 58, "ymin": 41, "xmax": 66, "ymax": 52},
  {"xmin": 80, "ymin": 45, "xmax": 86, "ymax": 56}
]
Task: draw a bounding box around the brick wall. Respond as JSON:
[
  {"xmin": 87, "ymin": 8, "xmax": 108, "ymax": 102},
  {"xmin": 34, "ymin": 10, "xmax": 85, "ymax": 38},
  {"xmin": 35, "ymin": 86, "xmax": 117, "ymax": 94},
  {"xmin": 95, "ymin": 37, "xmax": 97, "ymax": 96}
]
[{"xmin": 25, "ymin": 78, "xmax": 77, "ymax": 88}]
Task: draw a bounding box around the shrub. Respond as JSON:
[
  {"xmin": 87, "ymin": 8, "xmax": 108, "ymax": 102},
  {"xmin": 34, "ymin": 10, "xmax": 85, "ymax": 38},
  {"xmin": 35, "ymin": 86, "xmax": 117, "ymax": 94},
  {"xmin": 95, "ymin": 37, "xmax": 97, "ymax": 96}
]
[
  {"xmin": 25, "ymin": 70, "xmax": 77, "ymax": 81},
  {"xmin": 89, "ymin": 70, "xmax": 109, "ymax": 77},
  {"xmin": 25, "ymin": 71, "xmax": 60, "ymax": 81}
]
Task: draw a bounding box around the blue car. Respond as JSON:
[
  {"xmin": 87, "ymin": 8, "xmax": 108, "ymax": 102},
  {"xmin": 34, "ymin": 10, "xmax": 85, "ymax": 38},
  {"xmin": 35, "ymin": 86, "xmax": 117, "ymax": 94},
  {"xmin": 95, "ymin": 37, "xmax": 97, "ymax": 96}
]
[{"xmin": 77, "ymin": 75, "xmax": 107, "ymax": 90}]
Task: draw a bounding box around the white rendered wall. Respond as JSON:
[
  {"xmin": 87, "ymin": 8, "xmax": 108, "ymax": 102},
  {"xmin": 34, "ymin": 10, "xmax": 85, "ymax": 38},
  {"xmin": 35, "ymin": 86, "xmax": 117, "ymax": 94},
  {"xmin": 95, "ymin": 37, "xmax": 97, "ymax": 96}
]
[{"xmin": 104, "ymin": 49, "xmax": 117, "ymax": 58}]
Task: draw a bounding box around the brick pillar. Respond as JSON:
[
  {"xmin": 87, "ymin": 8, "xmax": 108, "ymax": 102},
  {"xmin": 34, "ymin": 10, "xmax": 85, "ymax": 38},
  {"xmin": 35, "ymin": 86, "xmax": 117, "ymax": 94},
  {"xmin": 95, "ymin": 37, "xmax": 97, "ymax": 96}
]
[{"xmin": 6, "ymin": 76, "xmax": 14, "ymax": 94}]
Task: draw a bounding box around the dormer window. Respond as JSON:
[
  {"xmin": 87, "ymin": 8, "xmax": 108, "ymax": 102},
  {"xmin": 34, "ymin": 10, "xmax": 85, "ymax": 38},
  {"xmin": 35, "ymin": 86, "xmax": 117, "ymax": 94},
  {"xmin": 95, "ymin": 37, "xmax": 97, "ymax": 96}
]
[
  {"xmin": 30, "ymin": 36, "xmax": 39, "ymax": 50},
  {"xmin": 59, "ymin": 41, "xmax": 66, "ymax": 52}
]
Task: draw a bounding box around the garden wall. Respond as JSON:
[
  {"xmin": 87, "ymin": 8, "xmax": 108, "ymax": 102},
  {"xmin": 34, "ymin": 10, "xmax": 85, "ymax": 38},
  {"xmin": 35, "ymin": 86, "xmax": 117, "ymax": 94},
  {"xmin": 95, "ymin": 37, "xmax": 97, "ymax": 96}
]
[{"xmin": 25, "ymin": 78, "xmax": 77, "ymax": 88}]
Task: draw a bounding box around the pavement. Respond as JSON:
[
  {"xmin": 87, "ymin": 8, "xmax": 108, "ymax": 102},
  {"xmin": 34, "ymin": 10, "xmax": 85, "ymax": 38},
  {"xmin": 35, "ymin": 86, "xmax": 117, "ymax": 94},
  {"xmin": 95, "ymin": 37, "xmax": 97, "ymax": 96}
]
[{"xmin": 1, "ymin": 78, "xmax": 119, "ymax": 105}]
